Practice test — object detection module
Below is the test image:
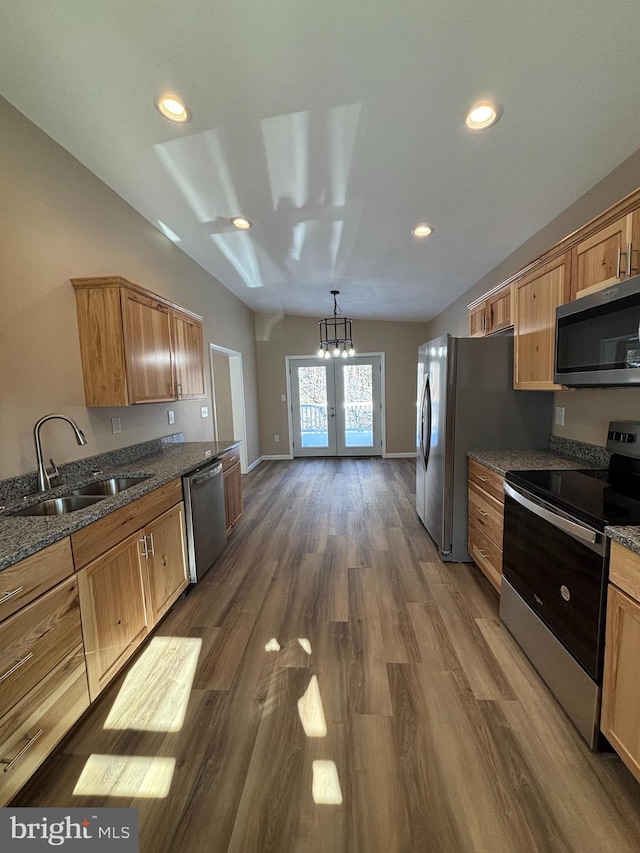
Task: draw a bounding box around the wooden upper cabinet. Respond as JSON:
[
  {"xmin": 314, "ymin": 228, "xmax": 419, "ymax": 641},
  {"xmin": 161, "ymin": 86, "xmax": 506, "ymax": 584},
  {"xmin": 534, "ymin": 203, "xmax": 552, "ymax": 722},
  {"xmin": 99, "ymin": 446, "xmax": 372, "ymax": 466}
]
[
  {"xmin": 72, "ymin": 276, "xmax": 205, "ymax": 407},
  {"xmin": 486, "ymin": 286, "xmax": 512, "ymax": 334},
  {"xmin": 469, "ymin": 302, "xmax": 487, "ymax": 337},
  {"xmin": 121, "ymin": 289, "xmax": 174, "ymax": 404},
  {"xmin": 172, "ymin": 310, "xmax": 206, "ymax": 400},
  {"xmin": 513, "ymin": 254, "xmax": 569, "ymax": 390},
  {"xmin": 572, "ymin": 209, "xmax": 640, "ymax": 299},
  {"xmin": 468, "ymin": 285, "xmax": 512, "ymax": 337}
]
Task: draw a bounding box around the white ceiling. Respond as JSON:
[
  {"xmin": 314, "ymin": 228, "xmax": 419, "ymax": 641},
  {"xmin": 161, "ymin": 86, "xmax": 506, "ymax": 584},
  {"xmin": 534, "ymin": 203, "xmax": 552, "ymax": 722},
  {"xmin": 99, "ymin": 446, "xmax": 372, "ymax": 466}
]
[{"xmin": 2, "ymin": 1, "xmax": 640, "ymax": 322}]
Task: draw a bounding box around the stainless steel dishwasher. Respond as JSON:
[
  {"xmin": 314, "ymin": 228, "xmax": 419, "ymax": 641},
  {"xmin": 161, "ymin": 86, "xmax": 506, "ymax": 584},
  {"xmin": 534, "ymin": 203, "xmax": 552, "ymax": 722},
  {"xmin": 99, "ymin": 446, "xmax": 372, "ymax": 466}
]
[{"xmin": 183, "ymin": 458, "xmax": 227, "ymax": 582}]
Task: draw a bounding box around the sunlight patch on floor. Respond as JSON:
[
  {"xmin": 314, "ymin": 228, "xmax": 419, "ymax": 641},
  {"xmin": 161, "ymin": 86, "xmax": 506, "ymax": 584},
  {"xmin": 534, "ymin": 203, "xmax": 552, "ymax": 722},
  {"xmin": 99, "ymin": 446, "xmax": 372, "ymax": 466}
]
[
  {"xmin": 297, "ymin": 674, "xmax": 327, "ymax": 737},
  {"xmin": 312, "ymin": 760, "xmax": 343, "ymax": 805},
  {"xmin": 104, "ymin": 636, "xmax": 202, "ymax": 732},
  {"xmin": 73, "ymin": 755, "xmax": 176, "ymax": 798}
]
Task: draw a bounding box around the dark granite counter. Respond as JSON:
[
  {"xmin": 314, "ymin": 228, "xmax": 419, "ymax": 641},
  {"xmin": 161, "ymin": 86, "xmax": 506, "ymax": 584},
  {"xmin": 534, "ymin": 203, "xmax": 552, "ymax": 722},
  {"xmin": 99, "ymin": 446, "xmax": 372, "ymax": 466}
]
[
  {"xmin": 0, "ymin": 441, "xmax": 240, "ymax": 571},
  {"xmin": 606, "ymin": 526, "xmax": 640, "ymax": 556},
  {"xmin": 466, "ymin": 449, "xmax": 592, "ymax": 477}
]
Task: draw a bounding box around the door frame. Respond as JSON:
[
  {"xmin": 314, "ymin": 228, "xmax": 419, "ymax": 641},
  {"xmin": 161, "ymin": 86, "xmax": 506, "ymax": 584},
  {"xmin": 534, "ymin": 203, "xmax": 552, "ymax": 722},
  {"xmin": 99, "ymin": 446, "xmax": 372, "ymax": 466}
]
[
  {"xmin": 209, "ymin": 343, "xmax": 248, "ymax": 473},
  {"xmin": 285, "ymin": 352, "xmax": 386, "ymax": 458}
]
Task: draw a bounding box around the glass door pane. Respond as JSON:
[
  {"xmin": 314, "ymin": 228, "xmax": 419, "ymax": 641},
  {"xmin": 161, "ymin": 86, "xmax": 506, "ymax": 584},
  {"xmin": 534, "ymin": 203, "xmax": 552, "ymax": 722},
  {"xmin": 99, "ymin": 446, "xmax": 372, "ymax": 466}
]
[
  {"xmin": 290, "ymin": 360, "xmax": 337, "ymax": 456},
  {"xmin": 335, "ymin": 356, "xmax": 382, "ymax": 456}
]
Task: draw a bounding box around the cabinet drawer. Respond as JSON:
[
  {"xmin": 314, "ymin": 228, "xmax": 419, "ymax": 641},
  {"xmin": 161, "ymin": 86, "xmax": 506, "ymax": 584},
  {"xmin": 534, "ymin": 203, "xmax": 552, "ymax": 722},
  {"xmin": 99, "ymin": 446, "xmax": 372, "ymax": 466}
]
[
  {"xmin": 220, "ymin": 448, "xmax": 241, "ymax": 471},
  {"xmin": 0, "ymin": 576, "xmax": 82, "ymax": 720},
  {"xmin": 468, "ymin": 520, "xmax": 502, "ymax": 592},
  {"xmin": 71, "ymin": 479, "xmax": 182, "ymax": 569},
  {"xmin": 468, "ymin": 482, "xmax": 503, "ymax": 548},
  {"xmin": 0, "ymin": 539, "xmax": 74, "ymax": 623},
  {"xmin": 0, "ymin": 647, "xmax": 89, "ymax": 806},
  {"xmin": 468, "ymin": 460, "xmax": 505, "ymax": 504}
]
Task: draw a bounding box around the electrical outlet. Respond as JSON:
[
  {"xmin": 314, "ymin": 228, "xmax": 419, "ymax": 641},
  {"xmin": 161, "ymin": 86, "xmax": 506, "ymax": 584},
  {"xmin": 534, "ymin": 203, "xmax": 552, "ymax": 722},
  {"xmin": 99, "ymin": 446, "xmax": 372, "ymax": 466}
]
[
  {"xmin": 167, "ymin": 410, "xmax": 175, "ymax": 425},
  {"xmin": 280, "ymin": 394, "xmax": 286, "ymax": 402},
  {"xmin": 111, "ymin": 417, "xmax": 122, "ymax": 435},
  {"xmin": 555, "ymin": 406, "xmax": 565, "ymax": 427},
  {"xmin": 275, "ymin": 434, "xmax": 280, "ymax": 442},
  {"xmin": 201, "ymin": 406, "xmax": 209, "ymax": 418}
]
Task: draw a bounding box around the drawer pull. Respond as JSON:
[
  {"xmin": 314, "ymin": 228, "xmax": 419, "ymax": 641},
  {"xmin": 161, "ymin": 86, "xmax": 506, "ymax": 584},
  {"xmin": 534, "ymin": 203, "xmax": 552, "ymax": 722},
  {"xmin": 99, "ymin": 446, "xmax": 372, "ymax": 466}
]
[
  {"xmin": 0, "ymin": 586, "xmax": 24, "ymax": 605},
  {"xmin": 476, "ymin": 548, "xmax": 490, "ymax": 559},
  {"xmin": 2, "ymin": 730, "xmax": 44, "ymax": 772},
  {"xmin": 477, "ymin": 476, "xmax": 489, "ymax": 482},
  {"xmin": 0, "ymin": 652, "xmax": 33, "ymax": 684},
  {"xmin": 478, "ymin": 510, "xmax": 489, "ymax": 517}
]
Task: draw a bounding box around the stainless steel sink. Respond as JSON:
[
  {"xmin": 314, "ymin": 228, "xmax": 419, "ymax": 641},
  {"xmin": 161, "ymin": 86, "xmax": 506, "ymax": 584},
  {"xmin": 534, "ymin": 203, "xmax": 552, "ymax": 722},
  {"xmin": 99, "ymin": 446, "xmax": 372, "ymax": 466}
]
[
  {"xmin": 8, "ymin": 495, "xmax": 107, "ymax": 517},
  {"xmin": 65, "ymin": 476, "xmax": 151, "ymax": 496}
]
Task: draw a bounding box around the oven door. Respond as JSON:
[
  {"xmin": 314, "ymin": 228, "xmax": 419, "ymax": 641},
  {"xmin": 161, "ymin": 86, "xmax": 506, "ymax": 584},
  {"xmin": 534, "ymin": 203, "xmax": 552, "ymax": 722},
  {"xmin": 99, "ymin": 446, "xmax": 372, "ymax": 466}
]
[{"xmin": 502, "ymin": 483, "xmax": 607, "ymax": 681}]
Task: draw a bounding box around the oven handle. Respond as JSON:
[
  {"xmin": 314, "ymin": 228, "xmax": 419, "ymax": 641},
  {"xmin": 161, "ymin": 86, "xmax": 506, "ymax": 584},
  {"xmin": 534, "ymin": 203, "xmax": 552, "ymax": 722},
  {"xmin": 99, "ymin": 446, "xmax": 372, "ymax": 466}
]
[{"xmin": 504, "ymin": 482, "xmax": 603, "ymax": 551}]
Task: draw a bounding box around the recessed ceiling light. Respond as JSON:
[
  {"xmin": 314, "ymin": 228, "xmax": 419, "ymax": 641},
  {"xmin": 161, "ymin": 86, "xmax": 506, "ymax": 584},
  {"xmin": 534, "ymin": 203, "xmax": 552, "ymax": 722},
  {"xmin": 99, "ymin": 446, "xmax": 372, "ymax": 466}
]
[
  {"xmin": 411, "ymin": 223, "xmax": 433, "ymax": 238},
  {"xmin": 465, "ymin": 101, "xmax": 501, "ymax": 130},
  {"xmin": 155, "ymin": 95, "xmax": 191, "ymax": 123},
  {"xmin": 231, "ymin": 216, "xmax": 252, "ymax": 230}
]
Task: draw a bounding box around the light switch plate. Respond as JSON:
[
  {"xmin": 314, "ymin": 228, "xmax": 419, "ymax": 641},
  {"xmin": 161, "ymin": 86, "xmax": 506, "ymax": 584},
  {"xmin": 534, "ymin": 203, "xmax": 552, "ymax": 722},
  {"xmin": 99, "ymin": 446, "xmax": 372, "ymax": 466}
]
[
  {"xmin": 555, "ymin": 406, "xmax": 565, "ymax": 427},
  {"xmin": 201, "ymin": 406, "xmax": 209, "ymax": 418},
  {"xmin": 111, "ymin": 417, "xmax": 122, "ymax": 435},
  {"xmin": 167, "ymin": 410, "xmax": 175, "ymax": 425}
]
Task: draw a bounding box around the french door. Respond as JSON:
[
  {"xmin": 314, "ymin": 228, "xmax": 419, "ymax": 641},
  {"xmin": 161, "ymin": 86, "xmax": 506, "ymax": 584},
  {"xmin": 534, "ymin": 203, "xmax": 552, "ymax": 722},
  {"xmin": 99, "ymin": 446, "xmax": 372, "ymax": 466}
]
[{"xmin": 290, "ymin": 356, "xmax": 382, "ymax": 457}]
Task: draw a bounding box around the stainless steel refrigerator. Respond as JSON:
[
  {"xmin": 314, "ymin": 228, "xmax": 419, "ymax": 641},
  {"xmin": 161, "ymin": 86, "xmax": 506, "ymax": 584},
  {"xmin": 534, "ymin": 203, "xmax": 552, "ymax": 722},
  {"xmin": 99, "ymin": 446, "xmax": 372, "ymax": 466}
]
[{"xmin": 416, "ymin": 334, "xmax": 552, "ymax": 561}]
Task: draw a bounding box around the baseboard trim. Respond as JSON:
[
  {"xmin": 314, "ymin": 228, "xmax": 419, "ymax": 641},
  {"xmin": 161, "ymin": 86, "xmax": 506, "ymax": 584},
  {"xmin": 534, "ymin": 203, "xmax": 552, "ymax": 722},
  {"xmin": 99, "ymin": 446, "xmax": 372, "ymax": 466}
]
[
  {"xmin": 261, "ymin": 454, "xmax": 294, "ymax": 461},
  {"xmin": 383, "ymin": 452, "xmax": 416, "ymax": 458},
  {"xmin": 247, "ymin": 457, "xmax": 263, "ymax": 472}
]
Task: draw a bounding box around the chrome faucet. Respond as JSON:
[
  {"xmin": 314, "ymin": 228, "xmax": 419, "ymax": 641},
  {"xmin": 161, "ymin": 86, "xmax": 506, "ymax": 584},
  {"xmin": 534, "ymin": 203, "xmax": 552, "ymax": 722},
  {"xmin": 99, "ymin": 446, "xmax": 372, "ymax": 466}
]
[{"xmin": 34, "ymin": 414, "xmax": 88, "ymax": 492}]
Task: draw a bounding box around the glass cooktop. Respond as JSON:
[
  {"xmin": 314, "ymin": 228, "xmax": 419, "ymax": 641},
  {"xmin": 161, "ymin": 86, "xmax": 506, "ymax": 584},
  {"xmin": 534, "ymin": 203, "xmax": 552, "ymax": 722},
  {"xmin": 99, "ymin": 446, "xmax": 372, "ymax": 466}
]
[{"xmin": 505, "ymin": 464, "xmax": 640, "ymax": 531}]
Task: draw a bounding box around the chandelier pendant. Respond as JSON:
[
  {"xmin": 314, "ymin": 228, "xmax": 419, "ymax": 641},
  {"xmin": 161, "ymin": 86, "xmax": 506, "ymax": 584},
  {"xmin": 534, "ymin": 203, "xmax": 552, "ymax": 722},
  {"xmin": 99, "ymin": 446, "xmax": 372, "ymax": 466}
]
[{"xmin": 318, "ymin": 290, "xmax": 355, "ymax": 359}]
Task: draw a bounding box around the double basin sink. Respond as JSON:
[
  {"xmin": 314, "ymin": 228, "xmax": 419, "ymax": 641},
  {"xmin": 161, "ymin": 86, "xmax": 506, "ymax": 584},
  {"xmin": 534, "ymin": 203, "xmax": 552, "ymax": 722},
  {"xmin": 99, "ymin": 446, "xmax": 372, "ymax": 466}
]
[{"xmin": 7, "ymin": 476, "xmax": 151, "ymax": 517}]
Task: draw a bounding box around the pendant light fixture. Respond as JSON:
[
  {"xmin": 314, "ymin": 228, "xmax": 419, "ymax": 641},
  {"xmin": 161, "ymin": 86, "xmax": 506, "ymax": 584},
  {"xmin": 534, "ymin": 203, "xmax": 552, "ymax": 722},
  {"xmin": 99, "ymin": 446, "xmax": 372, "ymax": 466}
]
[{"xmin": 318, "ymin": 290, "xmax": 355, "ymax": 359}]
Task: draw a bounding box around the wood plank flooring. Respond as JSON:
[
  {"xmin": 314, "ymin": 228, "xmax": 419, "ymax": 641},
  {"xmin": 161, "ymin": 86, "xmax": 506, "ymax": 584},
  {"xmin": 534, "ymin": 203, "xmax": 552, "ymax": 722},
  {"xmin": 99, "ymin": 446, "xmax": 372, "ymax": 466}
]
[{"xmin": 13, "ymin": 458, "xmax": 640, "ymax": 851}]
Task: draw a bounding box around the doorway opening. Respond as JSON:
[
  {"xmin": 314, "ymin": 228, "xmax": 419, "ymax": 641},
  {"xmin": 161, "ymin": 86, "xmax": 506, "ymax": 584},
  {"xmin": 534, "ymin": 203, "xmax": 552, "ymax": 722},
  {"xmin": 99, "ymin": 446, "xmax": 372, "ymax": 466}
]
[
  {"xmin": 287, "ymin": 354, "xmax": 384, "ymax": 457},
  {"xmin": 209, "ymin": 343, "xmax": 248, "ymax": 473}
]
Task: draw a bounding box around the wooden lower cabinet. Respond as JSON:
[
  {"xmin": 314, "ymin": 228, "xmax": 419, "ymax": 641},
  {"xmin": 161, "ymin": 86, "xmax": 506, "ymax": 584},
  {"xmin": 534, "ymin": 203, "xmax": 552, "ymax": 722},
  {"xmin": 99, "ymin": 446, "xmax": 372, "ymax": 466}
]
[
  {"xmin": 0, "ymin": 647, "xmax": 89, "ymax": 806},
  {"xmin": 467, "ymin": 460, "xmax": 505, "ymax": 592},
  {"xmin": 143, "ymin": 503, "xmax": 189, "ymax": 624},
  {"xmin": 601, "ymin": 542, "xmax": 640, "ymax": 782},
  {"xmin": 222, "ymin": 449, "xmax": 243, "ymax": 534},
  {"xmin": 78, "ymin": 534, "xmax": 151, "ymax": 701},
  {"xmin": 77, "ymin": 496, "xmax": 189, "ymax": 701}
]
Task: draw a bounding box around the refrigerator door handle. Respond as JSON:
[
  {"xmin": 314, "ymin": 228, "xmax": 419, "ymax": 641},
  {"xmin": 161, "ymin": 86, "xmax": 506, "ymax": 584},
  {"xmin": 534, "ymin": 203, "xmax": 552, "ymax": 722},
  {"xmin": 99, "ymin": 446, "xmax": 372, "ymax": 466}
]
[{"xmin": 423, "ymin": 375, "xmax": 432, "ymax": 468}]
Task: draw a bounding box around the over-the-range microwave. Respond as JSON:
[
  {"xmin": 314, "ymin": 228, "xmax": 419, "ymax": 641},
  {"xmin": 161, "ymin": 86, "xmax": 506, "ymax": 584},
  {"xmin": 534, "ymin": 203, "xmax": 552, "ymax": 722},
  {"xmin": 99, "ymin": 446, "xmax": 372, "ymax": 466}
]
[{"xmin": 555, "ymin": 273, "xmax": 640, "ymax": 386}]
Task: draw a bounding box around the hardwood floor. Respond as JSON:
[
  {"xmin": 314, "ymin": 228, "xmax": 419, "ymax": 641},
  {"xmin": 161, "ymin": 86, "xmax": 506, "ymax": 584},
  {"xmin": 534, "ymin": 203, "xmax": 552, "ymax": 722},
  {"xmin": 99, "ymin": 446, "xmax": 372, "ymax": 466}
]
[{"xmin": 13, "ymin": 458, "xmax": 640, "ymax": 851}]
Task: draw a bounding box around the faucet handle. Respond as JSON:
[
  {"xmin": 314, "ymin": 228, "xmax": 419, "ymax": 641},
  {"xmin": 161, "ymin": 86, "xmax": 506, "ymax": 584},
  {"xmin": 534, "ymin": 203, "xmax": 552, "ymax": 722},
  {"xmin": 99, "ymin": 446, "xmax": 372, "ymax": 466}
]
[{"xmin": 48, "ymin": 458, "xmax": 60, "ymax": 484}]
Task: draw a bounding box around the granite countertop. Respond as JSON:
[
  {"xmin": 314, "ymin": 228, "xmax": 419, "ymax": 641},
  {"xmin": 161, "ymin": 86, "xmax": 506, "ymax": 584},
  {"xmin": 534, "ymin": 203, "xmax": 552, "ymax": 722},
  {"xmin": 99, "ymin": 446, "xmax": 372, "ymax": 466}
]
[
  {"xmin": 0, "ymin": 441, "xmax": 240, "ymax": 572},
  {"xmin": 466, "ymin": 449, "xmax": 593, "ymax": 477},
  {"xmin": 605, "ymin": 526, "xmax": 640, "ymax": 556}
]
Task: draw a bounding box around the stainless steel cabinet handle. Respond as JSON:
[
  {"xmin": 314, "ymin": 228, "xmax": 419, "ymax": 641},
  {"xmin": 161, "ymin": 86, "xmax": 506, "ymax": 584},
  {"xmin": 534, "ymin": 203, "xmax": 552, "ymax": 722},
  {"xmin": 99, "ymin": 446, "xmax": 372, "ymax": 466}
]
[
  {"xmin": 2, "ymin": 730, "xmax": 44, "ymax": 772},
  {"xmin": 628, "ymin": 241, "xmax": 635, "ymax": 277},
  {"xmin": 147, "ymin": 533, "xmax": 155, "ymax": 556},
  {"xmin": 139, "ymin": 537, "xmax": 149, "ymax": 560},
  {"xmin": 0, "ymin": 587, "xmax": 24, "ymax": 606},
  {"xmin": 477, "ymin": 475, "xmax": 489, "ymax": 482},
  {"xmin": 0, "ymin": 652, "xmax": 33, "ymax": 684},
  {"xmin": 616, "ymin": 246, "xmax": 622, "ymax": 279},
  {"xmin": 476, "ymin": 548, "xmax": 490, "ymax": 558},
  {"xmin": 478, "ymin": 510, "xmax": 489, "ymax": 518}
]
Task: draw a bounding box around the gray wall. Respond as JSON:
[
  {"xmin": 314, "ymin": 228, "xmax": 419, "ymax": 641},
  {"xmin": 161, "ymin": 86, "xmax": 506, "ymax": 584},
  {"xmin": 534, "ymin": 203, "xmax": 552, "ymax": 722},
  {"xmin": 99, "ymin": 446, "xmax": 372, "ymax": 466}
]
[{"xmin": 0, "ymin": 96, "xmax": 261, "ymax": 478}]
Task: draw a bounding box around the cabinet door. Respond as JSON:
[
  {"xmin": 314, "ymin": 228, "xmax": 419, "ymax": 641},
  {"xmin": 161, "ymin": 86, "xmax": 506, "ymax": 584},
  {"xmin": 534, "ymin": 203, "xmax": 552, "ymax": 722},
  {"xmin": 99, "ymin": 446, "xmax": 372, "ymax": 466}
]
[
  {"xmin": 77, "ymin": 534, "xmax": 150, "ymax": 701},
  {"xmin": 143, "ymin": 503, "xmax": 189, "ymax": 625},
  {"xmin": 601, "ymin": 584, "xmax": 640, "ymax": 783},
  {"xmin": 172, "ymin": 311, "xmax": 206, "ymax": 400},
  {"xmin": 469, "ymin": 302, "xmax": 487, "ymax": 337},
  {"xmin": 572, "ymin": 210, "xmax": 640, "ymax": 299},
  {"xmin": 222, "ymin": 457, "xmax": 243, "ymax": 534},
  {"xmin": 487, "ymin": 286, "xmax": 512, "ymax": 334},
  {"xmin": 121, "ymin": 290, "xmax": 174, "ymax": 403},
  {"xmin": 513, "ymin": 255, "xmax": 568, "ymax": 390}
]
